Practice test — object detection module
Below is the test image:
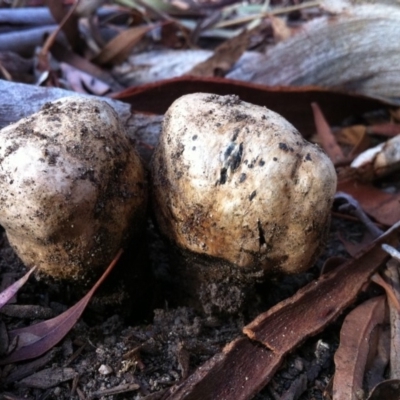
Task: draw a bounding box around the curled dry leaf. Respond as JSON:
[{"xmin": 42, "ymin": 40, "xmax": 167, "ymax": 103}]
[
  {"xmin": 367, "ymin": 123, "xmax": 400, "ymax": 137},
  {"xmin": 382, "ymin": 257, "xmax": 400, "ymax": 379},
  {"xmin": 270, "ymin": 15, "xmax": 292, "ymax": 42},
  {"xmin": 351, "ymin": 134, "xmax": 400, "ymax": 179},
  {"xmin": 60, "ymin": 62, "xmax": 111, "ymax": 95},
  {"xmin": 337, "ymin": 180, "xmax": 400, "ymax": 227},
  {"xmin": 0, "ymin": 250, "xmax": 122, "ymax": 365},
  {"xmin": 92, "ymin": 25, "xmax": 153, "ymax": 65},
  {"xmin": 186, "ymin": 29, "xmax": 252, "ymax": 77},
  {"xmin": 336, "ymin": 124, "xmax": 371, "ymax": 159},
  {"xmin": 0, "ymin": 267, "xmax": 36, "ymax": 310},
  {"xmin": 17, "ymin": 366, "xmax": 77, "ymax": 389},
  {"xmin": 311, "ymin": 102, "xmax": 344, "ymax": 163},
  {"xmin": 366, "ymin": 379, "xmax": 400, "ymax": 400},
  {"xmin": 366, "ymin": 326, "xmax": 391, "ymax": 393},
  {"xmin": 332, "ymin": 296, "xmax": 386, "ymax": 400}
]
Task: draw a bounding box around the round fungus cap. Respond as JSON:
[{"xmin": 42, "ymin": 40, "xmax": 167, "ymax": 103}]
[
  {"xmin": 0, "ymin": 96, "xmax": 147, "ymax": 280},
  {"xmin": 151, "ymin": 93, "xmax": 337, "ymax": 313}
]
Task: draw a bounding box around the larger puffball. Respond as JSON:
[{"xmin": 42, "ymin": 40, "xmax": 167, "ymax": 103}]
[
  {"xmin": 152, "ymin": 93, "xmax": 337, "ymax": 275},
  {"xmin": 0, "ymin": 97, "xmax": 147, "ymax": 280}
]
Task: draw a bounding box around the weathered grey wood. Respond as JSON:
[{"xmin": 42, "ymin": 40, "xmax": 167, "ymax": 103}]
[
  {"xmin": 227, "ymin": 3, "xmax": 400, "ymax": 105},
  {"xmin": 0, "ymin": 80, "xmax": 162, "ymax": 164}
]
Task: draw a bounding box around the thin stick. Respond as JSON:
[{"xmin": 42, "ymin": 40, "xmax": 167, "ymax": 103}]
[{"xmin": 215, "ymin": 1, "xmax": 321, "ymax": 29}]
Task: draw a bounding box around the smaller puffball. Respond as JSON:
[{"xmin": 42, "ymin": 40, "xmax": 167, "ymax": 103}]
[{"xmin": 0, "ymin": 96, "xmax": 147, "ymax": 280}]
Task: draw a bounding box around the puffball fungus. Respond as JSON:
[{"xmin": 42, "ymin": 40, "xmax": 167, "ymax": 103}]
[
  {"xmin": 0, "ymin": 96, "xmax": 147, "ymax": 280},
  {"xmin": 151, "ymin": 93, "xmax": 337, "ymax": 314}
]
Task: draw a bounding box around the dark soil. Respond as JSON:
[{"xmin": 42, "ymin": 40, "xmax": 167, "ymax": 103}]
[{"xmin": 0, "ymin": 214, "xmax": 365, "ymax": 400}]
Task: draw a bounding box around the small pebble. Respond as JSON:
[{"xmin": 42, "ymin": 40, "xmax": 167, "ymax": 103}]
[{"xmin": 98, "ymin": 364, "xmax": 113, "ymax": 375}]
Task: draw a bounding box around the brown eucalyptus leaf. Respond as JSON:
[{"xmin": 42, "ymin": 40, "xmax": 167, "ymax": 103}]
[
  {"xmin": 332, "ymin": 296, "xmax": 386, "ymax": 400},
  {"xmin": 270, "ymin": 15, "xmax": 292, "ymax": 42},
  {"xmin": 186, "ymin": 29, "xmax": 251, "ymax": 77},
  {"xmin": 337, "ymin": 180, "xmax": 400, "ymax": 226},
  {"xmin": 337, "ymin": 125, "xmax": 366, "ymax": 146},
  {"xmin": 4, "ymin": 348, "xmax": 58, "ymax": 383},
  {"xmin": 338, "ymin": 231, "xmax": 374, "ymax": 257},
  {"xmin": 0, "ymin": 267, "xmax": 36, "ymax": 310},
  {"xmin": 92, "ymin": 26, "xmax": 152, "ymax": 65},
  {"xmin": 367, "ymin": 379, "xmax": 400, "ymax": 400},
  {"xmin": 311, "ymin": 102, "xmax": 344, "ymax": 162},
  {"xmin": 47, "ymin": 0, "xmax": 82, "ymax": 54},
  {"xmin": 320, "ymin": 256, "xmax": 348, "ymax": 275},
  {"xmin": 112, "ymin": 76, "xmax": 387, "ymax": 137},
  {"xmin": 17, "ymin": 366, "xmax": 76, "ymax": 389},
  {"xmin": 365, "ymin": 325, "xmax": 390, "ymax": 393},
  {"xmin": 351, "ymin": 134, "xmax": 400, "ymax": 179},
  {"xmin": 367, "ymin": 124, "xmax": 400, "ymax": 137},
  {"xmin": 384, "ymin": 259, "xmax": 400, "ymax": 379},
  {"xmin": 0, "ymin": 250, "xmax": 122, "ymax": 365},
  {"xmin": 0, "ymin": 319, "xmax": 9, "ymax": 356}
]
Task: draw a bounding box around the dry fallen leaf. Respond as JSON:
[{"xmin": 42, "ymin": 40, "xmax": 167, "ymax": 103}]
[
  {"xmin": 366, "ymin": 379, "xmax": 400, "ymax": 400},
  {"xmin": 337, "ymin": 180, "xmax": 400, "ymax": 226},
  {"xmin": 270, "ymin": 15, "xmax": 292, "ymax": 42},
  {"xmin": 364, "ymin": 324, "xmax": 390, "ymax": 393},
  {"xmin": 311, "ymin": 102, "xmax": 345, "ymax": 163},
  {"xmin": 60, "ymin": 62, "xmax": 111, "ymax": 95},
  {"xmin": 112, "ymin": 76, "xmax": 385, "ymax": 137},
  {"xmin": 92, "ymin": 25, "xmax": 153, "ymax": 65},
  {"xmin": 186, "ymin": 28, "xmax": 252, "ymax": 77},
  {"xmin": 382, "ymin": 257, "xmax": 400, "ymax": 380},
  {"xmin": 351, "ymin": 134, "xmax": 400, "ymax": 179},
  {"xmin": 17, "ymin": 366, "xmax": 77, "ymax": 389},
  {"xmin": 0, "ymin": 250, "xmax": 122, "ymax": 365},
  {"xmin": 0, "ymin": 267, "xmax": 36, "ymax": 311},
  {"xmin": 332, "ymin": 296, "xmax": 386, "ymax": 400}
]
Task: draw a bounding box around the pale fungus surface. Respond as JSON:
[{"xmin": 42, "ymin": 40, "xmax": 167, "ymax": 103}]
[
  {"xmin": 151, "ymin": 93, "xmax": 337, "ymax": 314},
  {"xmin": 0, "ymin": 96, "xmax": 147, "ymax": 280}
]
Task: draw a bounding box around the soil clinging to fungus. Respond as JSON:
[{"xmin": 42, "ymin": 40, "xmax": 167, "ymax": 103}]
[
  {"xmin": 151, "ymin": 93, "xmax": 337, "ymax": 315},
  {"xmin": 0, "ymin": 96, "xmax": 147, "ymax": 281}
]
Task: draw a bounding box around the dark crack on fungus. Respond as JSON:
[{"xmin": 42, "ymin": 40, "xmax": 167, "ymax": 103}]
[
  {"xmin": 249, "ymin": 190, "xmax": 257, "ymax": 201},
  {"xmin": 257, "ymin": 219, "xmax": 266, "ymax": 249},
  {"xmin": 218, "ymin": 167, "xmax": 228, "ymax": 185}
]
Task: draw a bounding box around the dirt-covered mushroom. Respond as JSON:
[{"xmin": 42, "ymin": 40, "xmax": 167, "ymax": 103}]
[
  {"xmin": 151, "ymin": 93, "xmax": 337, "ymax": 315},
  {"xmin": 0, "ymin": 96, "xmax": 147, "ymax": 281}
]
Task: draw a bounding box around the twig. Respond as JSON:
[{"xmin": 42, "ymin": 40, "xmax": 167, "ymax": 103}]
[
  {"xmin": 39, "ymin": 0, "xmax": 80, "ymax": 59},
  {"xmin": 215, "ymin": 1, "xmax": 321, "ymax": 29},
  {"xmin": 88, "ymin": 383, "xmax": 140, "ymax": 399},
  {"xmin": 382, "ymin": 243, "xmax": 400, "ymax": 262},
  {"xmin": 334, "ymin": 192, "xmax": 384, "ymax": 239}
]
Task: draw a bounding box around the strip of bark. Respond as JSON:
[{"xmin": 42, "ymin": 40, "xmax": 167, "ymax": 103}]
[
  {"xmin": 165, "ymin": 222, "xmax": 400, "ymax": 400},
  {"xmin": 165, "ymin": 338, "xmax": 282, "ymax": 400},
  {"xmin": 243, "ymin": 222, "xmax": 399, "ymax": 352}
]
